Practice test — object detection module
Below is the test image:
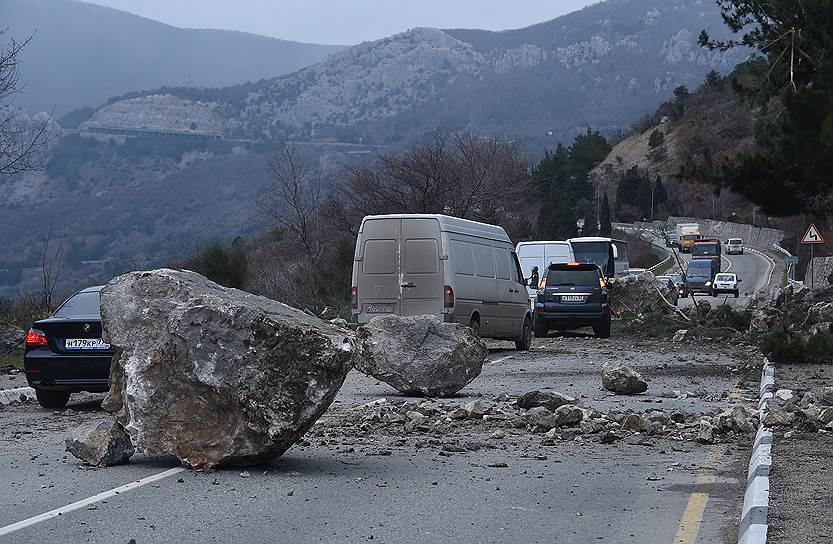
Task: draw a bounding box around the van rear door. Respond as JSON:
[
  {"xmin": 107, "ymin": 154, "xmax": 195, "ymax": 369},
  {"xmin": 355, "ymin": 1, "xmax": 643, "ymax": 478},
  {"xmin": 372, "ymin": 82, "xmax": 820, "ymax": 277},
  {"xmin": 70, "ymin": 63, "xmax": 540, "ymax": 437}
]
[
  {"xmin": 400, "ymin": 218, "xmax": 443, "ymax": 316},
  {"xmin": 357, "ymin": 217, "xmax": 443, "ymax": 321}
]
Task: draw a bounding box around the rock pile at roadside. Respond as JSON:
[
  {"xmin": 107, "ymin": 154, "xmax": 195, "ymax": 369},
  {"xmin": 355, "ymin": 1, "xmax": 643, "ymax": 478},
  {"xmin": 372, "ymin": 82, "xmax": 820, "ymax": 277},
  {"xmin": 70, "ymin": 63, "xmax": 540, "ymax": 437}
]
[
  {"xmin": 762, "ymin": 386, "xmax": 833, "ymax": 434},
  {"xmin": 0, "ymin": 321, "xmax": 24, "ymax": 356},
  {"xmin": 750, "ymin": 283, "xmax": 833, "ymax": 336},
  {"xmin": 311, "ymin": 390, "xmax": 757, "ymax": 452},
  {"xmin": 608, "ymin": 272, "xmax": 679, "ymax": 318},
  {"xmin": 356, "ymin": 315, "xmax": 487, "ymax": 398},
  {"xmin": 90, "ymin": 268, "xmax": 360, "ymax": 469}
]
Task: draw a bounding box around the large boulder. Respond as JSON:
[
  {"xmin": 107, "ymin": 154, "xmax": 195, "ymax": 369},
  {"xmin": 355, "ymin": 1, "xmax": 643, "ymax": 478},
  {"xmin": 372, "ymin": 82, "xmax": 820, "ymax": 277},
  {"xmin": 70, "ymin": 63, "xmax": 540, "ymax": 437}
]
[
  {"xmin": 608, "ymin": 272, "xmax": 678, "ymax": 318},
  {"xmin": 100, "ymin": 269, "xmax": 359, "ymax": 469},
  {"xmin": 601, "ymin": 363, "xmax": 648, "ymax": 395},
  {"xmin": 0, "ymin": 321, "xmax": 24, "ymax": 356},
  {"xmin": 356, "ymin": 315, "xmax": 486, "ymax": 398},
  {"xmin": 66, "ymin": 421, "xmax": 134, "ymax": 466}
]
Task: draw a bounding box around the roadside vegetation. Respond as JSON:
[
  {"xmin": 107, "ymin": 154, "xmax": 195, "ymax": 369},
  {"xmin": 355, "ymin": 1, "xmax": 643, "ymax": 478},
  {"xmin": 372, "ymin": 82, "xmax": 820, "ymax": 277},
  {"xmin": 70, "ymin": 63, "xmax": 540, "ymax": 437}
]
[{"xmin": 761, "ymin": 331, "xmax": 833, "ymax": 365}]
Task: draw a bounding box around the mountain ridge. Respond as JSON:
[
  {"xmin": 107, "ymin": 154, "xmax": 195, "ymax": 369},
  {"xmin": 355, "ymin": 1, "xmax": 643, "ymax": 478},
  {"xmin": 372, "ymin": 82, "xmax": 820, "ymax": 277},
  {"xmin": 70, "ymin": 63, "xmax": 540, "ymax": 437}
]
[{"xmin": 3, "ymin": 0, "xmax": 345, "ymax": 115}]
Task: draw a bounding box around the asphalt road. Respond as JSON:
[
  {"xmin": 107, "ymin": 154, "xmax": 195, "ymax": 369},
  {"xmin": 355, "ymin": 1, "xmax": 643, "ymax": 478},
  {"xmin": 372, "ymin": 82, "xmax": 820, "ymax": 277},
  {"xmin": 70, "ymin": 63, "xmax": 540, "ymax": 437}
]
[
  {"xmin": 671, "ymin": 249, "xmax": 774, "ymax": 309},
  {"xmin": 0, "ymin": 337, "xmax": 756, "ymax": 544}
]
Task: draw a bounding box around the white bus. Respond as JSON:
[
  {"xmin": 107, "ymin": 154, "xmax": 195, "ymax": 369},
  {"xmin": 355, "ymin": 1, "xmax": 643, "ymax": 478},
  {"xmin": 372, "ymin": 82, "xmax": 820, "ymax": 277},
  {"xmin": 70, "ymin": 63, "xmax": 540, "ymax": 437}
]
[{"xmin": 568, "ymin": 237, "xmax": 630, "ymax": 279}]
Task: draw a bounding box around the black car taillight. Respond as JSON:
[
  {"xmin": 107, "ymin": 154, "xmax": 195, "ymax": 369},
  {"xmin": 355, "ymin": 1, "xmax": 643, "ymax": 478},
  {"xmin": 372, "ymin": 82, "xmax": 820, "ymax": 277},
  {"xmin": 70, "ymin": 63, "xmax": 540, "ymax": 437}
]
[
  {"xmin": 351, "ymin": 286, "xmax": 358, "ymax": 310},
  {"xmin": 25, "ymin": 328, "xmax": 48, "ymax": 348},
  {"xmin": 444, "ymin": 285, "xmax": 455, "ymax": 308}
]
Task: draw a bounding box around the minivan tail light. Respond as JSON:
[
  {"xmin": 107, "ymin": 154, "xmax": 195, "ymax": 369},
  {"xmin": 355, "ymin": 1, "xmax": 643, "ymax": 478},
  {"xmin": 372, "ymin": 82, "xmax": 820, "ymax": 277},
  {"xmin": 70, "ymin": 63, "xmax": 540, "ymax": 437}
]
[
  {"xmin": 599, "ymin": 278, "xmax": 607, "ymax": 289},
  {"xmin": 351, "ymin": 286, "xmax": 358, "ymax": 310},
  {"xmin": 444, "ymin": 285, "xmax": 455, "ymax": 308},
  {"xmin": 25, "ymin": 329, "xmax": 48, "ymax": 348}
]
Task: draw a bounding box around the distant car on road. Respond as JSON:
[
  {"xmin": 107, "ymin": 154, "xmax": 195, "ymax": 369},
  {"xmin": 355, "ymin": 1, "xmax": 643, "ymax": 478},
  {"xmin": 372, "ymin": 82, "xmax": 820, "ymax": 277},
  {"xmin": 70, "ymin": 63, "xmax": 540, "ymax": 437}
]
[
  {"xmin": 726, "ymin": 238, "xmax": 744, "ymax": 255},
  {"xmin": 683, "ymin": 259, "xmax": 717, "ymax": 297},
  {"xmin": 23, "ymin": 286, "xmax": 112, "ymax": 408},
  {"xmin": 655, "ymin": 275, "xmax": 679, "ymax": 306},
  {"xmin": 665, "ymin": 232, "xmax": 679, "ymax": 248},
  {"xmin": 712, "ymin": 273, "xmax": 742, "ymax": 297},
  {"xmin": 667, "ymin": 272, "xmax": 687, "ymax": 297},
  {"xmin": 534, "ymin": 262, "xmax": 611, "ymax": 339}
]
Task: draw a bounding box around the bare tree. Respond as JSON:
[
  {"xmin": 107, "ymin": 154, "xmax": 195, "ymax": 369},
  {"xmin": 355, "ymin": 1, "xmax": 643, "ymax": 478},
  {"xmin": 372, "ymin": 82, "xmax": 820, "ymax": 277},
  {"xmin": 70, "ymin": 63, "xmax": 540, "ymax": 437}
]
[
  {"xmin": 257, "ymin": 144, "xmax": 323, "ymax": 260},
  {"xmin": 1, "ymin": 29, "xmax": 50, "ymax": 185},
  {"xmin": 40, "ymin": 226, "xmax": 64, "ymax": 312},
  {"xmin": 335, "ymin": 131, "xmax": 532, "ymax": 235}
]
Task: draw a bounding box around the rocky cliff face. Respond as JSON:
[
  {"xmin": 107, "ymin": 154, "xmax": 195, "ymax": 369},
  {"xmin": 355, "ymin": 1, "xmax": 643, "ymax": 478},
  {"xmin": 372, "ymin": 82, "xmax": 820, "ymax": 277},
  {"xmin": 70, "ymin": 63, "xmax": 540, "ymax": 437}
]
[{"xmin": 89, "ymin": 0, "xmax": 747, "ymax": 146}]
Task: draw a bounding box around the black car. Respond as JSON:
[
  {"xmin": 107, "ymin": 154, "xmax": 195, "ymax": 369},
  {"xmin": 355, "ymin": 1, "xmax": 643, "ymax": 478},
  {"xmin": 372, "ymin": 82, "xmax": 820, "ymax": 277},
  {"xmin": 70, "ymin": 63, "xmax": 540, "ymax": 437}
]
[
  {"xmin": 533, "ymin": 262, "xmax": 611, "ymax": 339},
  {"xmin": 23, "ymin": 286, "xmax": 113, "ymax": 408}
]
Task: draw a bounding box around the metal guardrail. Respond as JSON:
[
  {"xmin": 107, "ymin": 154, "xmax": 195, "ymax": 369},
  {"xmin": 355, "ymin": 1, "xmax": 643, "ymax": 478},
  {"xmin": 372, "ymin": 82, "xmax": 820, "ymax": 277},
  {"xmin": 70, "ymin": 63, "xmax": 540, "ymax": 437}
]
[{"xmin": 771, "ymin": 244, "xmax": 799, "ymax": 284}]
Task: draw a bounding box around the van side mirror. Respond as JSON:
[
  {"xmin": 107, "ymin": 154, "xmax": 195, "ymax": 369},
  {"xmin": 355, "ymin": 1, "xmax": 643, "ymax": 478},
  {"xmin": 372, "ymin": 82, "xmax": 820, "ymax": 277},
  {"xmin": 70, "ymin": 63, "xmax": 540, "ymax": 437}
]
[{"xmin": 738, "ymin": 279, "xmax": 743, "ymax": 282}]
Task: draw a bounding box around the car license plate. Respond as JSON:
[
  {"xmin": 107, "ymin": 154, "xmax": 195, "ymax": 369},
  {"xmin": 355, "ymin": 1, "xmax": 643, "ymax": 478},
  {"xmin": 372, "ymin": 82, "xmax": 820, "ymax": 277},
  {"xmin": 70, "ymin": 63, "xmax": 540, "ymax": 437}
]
[
  {"xmin": 364, "ymin": 304, "xmax": 394, "ymax": 314},
  {"xmin": 561, "ymin": 295, "xmax": 586, "ymax": 303},
  {"xmin": 65, "ymin": 338, "xmax": 110, "ymax": 350}
]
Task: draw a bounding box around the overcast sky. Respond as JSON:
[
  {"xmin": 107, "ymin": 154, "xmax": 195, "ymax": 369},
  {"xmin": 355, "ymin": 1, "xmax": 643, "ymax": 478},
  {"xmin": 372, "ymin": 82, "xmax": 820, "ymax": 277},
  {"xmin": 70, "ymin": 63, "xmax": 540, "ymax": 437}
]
[{"xmin": 82, "ymin": 0, "xmax": 598, "ymax": 45}]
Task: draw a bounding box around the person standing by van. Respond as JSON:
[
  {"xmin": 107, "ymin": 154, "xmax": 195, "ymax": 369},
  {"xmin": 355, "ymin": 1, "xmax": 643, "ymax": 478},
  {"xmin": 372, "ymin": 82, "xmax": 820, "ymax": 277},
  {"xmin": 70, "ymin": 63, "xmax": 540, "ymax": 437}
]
[{"xmin": 529, "ymin": 266, "xmax": 540, "ymax": 290}]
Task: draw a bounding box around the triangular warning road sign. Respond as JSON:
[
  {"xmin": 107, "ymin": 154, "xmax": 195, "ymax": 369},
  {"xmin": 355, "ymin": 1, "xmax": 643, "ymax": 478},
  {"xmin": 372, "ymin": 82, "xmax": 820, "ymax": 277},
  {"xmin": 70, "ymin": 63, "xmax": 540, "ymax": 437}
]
[{"xmin": 802, "ymin": 223, "xmax": 825, "ymax": 244}]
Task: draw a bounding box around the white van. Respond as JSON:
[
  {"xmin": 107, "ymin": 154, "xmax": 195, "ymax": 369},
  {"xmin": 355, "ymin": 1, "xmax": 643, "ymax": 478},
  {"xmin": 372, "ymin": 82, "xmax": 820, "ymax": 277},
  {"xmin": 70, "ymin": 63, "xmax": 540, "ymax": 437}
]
[
  {"xmin": 351, "ymin": 214, "xmax": 533, "ymax": 350},
  {"xmin": 516, "ymin": 241, "xmax": 575, "ymax": 306}
]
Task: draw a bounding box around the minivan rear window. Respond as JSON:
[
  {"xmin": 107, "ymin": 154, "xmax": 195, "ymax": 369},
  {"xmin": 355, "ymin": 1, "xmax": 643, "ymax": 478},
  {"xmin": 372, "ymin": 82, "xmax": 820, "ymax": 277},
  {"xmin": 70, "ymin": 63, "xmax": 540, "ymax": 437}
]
[
  {"xmin": 546, "ymin": 268, "xmax": 600, "ymax": 286},
  {"xmin": 53, "ymin": 291, "xmax": 100, "ymax": 318},
  {"xmin": 363, "ymin": 240, "xmax": 397, "ymax": 275},
  {"xmin": 729, "ymin": 239, "xmax": 742, "ymax": 244}
]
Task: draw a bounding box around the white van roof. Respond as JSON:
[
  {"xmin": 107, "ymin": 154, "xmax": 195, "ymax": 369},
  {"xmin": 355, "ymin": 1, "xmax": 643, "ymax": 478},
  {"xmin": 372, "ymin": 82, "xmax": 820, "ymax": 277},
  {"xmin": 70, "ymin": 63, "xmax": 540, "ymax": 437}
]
[
  {"xmin": 516, "ymin": 240, "xmax": 571, "ymax": 247},
  {"xmin": 360, "ymin": 214, "xmax": 511, "ymax": 243}
]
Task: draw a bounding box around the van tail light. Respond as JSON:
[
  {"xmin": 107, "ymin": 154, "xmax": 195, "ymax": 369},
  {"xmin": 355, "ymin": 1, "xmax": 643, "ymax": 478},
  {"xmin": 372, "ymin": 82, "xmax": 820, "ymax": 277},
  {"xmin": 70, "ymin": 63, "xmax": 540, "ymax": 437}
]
[
  {"xmin": 351, "ymin": 286, "xmax": 358, "ymax": 310},
  {"xmin": 539, "ymin": 278, "xmax": 547, "ymax": 289},
  {"xmin": 444, "ymin": 285, "xmax": 455, "ymax": 308},
  {"xmin": 25, "ymin": 329, "xmax": 48, "ymax": 348},
  {"xmin": 599, "ymin": 278, "xmax": 607, "ymax": 289}
]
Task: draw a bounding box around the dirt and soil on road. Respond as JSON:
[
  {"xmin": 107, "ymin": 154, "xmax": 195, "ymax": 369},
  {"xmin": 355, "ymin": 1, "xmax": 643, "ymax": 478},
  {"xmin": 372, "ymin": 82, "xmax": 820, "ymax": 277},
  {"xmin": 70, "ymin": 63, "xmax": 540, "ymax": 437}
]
[{"xmin": 768, "ymin": 363, "xmax": 833, "ymax": 544}]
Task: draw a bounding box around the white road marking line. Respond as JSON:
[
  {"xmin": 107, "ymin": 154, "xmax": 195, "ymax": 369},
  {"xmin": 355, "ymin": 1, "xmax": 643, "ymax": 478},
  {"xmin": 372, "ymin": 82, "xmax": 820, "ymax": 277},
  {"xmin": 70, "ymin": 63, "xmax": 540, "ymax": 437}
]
[
  {"xmin": 0, "ymin": 466, "xmax": 186, "ymax": 537},
  {"xmin": 489, "ymin": 355, "xmax": 514, "ymax": 365},
  {"xmin": 722, "ymin": 254, "xmax": 733, "ymax": 273}
]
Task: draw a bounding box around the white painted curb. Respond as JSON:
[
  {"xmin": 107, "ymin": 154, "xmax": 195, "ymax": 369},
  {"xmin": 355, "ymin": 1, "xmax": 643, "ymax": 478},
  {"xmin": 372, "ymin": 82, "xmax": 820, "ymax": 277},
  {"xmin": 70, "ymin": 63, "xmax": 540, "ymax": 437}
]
[
  {"xmin": 738, "ymin": 359, "xmax": 774, "ymax": 544},
  {"xmin": 0, "ymin": 386, "xmax": 36, "ymax": 405}
]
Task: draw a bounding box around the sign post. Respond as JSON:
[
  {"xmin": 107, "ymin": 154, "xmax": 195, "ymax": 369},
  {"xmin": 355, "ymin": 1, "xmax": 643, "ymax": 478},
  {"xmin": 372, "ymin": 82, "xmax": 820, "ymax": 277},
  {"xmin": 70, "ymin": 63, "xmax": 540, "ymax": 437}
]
[{"xmin": 801, "ymin": 223, "xmax": 825, "ymax": 288}]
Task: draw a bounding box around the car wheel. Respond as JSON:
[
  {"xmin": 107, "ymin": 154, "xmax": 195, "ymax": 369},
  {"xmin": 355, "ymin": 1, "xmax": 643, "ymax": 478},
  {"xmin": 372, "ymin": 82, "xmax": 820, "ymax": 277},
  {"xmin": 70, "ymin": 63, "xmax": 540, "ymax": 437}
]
[
  {"xmin": 468, "ymin": 318, "xmax": 480, "ymax": 337},
  {"xmin": 515, "ymin": 317, "xmax": 532, "ymax": 351},
  {"xmin": 533, "ymin": 317, "xmax": 548, "ymax": 338},
  {"xmin": 734, "ymin": 290, "xmax": 739, "ymax": 298},
  {"xmin": 35, "ymin": 389, "xmax": 71, "ymax": 409},
  {"xmin": 593, "ymin": 319, "xmax": 611, "ymax": 339}
]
